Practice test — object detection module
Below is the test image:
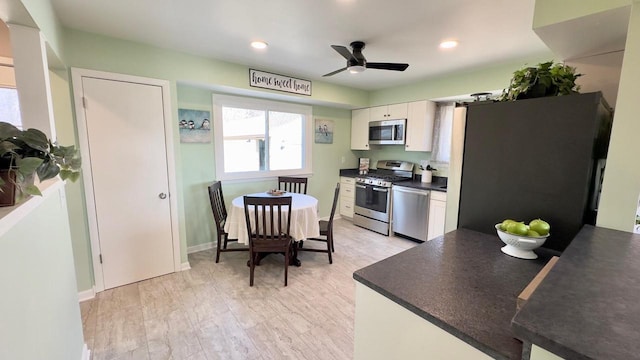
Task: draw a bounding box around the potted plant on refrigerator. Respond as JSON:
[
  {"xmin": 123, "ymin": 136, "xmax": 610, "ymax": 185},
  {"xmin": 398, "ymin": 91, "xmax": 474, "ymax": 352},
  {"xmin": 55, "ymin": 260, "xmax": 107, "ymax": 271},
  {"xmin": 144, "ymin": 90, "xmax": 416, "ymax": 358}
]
[
  {"xmin": 0, "ymin": 121, "xmax": 81, "ymax": 206},
  {"xmin": 499, "ymin": 61, "xmax": 582, "ymax": 101}
]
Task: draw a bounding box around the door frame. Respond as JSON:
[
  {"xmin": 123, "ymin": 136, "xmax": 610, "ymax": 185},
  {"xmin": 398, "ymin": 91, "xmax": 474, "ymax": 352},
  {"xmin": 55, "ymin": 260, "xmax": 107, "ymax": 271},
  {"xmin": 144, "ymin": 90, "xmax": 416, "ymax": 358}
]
[{"xmin": 71, "ymin": 68, "xmax": 181, "ymax": 292}]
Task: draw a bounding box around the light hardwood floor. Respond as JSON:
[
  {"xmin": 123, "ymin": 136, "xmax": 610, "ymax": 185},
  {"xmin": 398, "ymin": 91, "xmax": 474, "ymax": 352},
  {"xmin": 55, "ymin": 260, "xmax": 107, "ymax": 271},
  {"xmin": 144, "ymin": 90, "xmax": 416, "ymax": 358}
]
[{"xmin": 81, "ymin": 218, "xmax": 418, "ymax": 360}]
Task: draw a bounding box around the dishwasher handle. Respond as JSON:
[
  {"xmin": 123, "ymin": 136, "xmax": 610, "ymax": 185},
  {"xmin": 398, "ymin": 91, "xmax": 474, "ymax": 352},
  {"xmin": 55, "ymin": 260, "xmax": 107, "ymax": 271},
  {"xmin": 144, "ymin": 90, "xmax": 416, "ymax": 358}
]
[{"xmin": 393, "ymin": 186, "xmax": 430, "ymax": 197}]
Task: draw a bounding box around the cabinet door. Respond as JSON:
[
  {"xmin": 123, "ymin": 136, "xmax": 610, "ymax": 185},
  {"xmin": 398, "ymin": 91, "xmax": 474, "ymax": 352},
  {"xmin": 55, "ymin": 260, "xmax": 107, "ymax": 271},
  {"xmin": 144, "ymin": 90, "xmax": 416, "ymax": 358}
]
[
  {"xmin": 351, "ymin": 108, "xmax": 370, "ymax": 150},
  {"xmin": 369, "ymin": 105, "xmax": 388, "ymax": 121},
  {"xmin": 406, "ymin": 100, "xmax": 436, "ymax": 152},
  {"xmin": 387, "ymin": 103, "xmax": 408, "ymax": 119},
  {"xmin": 340, "ymin": 177, "xmax": 355, "ymax": 218},
  {"xmin": 427, "ymin": 198, "xmax": 447, "ymax": 240}
]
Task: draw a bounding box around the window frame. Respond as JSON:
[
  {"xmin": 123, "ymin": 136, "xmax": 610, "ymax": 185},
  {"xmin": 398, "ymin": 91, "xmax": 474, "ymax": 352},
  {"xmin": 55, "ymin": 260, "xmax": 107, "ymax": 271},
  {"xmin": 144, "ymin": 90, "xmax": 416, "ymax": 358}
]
[{"xmin": 212, "ymin": 94, "xmax": 313, "ymax": 181}]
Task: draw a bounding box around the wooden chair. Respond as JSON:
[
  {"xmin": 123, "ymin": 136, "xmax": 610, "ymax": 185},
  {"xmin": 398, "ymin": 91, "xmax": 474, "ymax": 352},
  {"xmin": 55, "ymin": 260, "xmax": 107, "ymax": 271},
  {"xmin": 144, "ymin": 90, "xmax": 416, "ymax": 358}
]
[
  {"xmin": 298, "ymin": 183, "xmax": 339, "ymax": 264},
  {"xmin": 208, "ymin": 181, "xmax": 247, "ymax": 263},
  {"xmin": 243, "ymin": 195, "xmax": 294, "ymax": 286},
  {"xmin": 277, "ymin": 176, "xmax": 308, "ymax": 194}
]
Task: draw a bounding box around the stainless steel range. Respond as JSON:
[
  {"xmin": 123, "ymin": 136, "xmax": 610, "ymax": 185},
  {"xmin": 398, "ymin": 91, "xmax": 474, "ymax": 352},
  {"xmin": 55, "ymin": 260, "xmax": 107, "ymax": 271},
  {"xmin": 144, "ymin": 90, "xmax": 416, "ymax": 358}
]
[{"xmin": 353, "ymin": 160, "xmax": 414, "ymax": 235}]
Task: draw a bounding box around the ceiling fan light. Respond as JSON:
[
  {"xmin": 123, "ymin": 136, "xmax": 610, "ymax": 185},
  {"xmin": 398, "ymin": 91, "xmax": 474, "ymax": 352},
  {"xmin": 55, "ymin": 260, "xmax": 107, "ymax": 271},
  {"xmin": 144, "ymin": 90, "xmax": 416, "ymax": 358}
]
[{"xmin": 348, "ymin": 65, "xmax": 366, "ymax": 74}]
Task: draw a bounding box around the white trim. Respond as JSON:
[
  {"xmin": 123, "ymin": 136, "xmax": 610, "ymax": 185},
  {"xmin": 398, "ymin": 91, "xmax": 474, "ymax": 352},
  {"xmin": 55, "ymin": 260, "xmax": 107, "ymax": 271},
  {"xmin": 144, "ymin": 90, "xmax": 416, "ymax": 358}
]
[
  {"xmin": 80, "ymin": 344, "xmax": 90, "ymax": 360},
  {"xmin": 77, "ymin": 286, "xmax": 96, "ymax": 302},
  {"xmin": 71, "ymin": 68, "xmax": 181, "ymax": 293},
  {"xmin": 187, "ymin": 242, "xmax": 214, "ymax": 254},
  {"xmin": 212, "ymin": 94, "xmax": 313, "ymax": 181},
  {"xmin": 181, "ymin": 262, "xmax": 191, "ymax": 271}
]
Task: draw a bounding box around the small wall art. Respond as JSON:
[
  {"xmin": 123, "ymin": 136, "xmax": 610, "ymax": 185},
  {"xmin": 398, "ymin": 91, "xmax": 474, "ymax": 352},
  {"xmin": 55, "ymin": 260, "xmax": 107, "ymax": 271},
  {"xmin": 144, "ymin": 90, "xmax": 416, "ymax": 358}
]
[
  {"xmin": 179, "ymin": 108, "xmax": 211, "ymax": 143},
  {"xmin": 314, "ymin": 118, "xmax": 334, "ymax": 144}
]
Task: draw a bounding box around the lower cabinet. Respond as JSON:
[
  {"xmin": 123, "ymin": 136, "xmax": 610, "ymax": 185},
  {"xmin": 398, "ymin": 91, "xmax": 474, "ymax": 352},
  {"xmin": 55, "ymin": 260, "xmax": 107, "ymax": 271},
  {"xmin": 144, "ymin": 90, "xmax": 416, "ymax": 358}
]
[
  {"xmin": 354, "ymin": 282, "xmax": 493, "ymax": 360},
  {"xmin": 340, "ymin": 177, "xmax": 355, "ymax": 219},
  {"xmin": 427, "ymin": 191, "xmax": 447, "ymax": 240}
]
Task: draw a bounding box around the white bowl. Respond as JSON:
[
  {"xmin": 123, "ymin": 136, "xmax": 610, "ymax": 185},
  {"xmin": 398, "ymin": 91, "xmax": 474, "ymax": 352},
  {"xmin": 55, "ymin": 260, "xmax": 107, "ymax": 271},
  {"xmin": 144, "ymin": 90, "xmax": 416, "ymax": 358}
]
[{"xmin": 495, "ymin": 223, "xmax": 549, "ymax": 259}]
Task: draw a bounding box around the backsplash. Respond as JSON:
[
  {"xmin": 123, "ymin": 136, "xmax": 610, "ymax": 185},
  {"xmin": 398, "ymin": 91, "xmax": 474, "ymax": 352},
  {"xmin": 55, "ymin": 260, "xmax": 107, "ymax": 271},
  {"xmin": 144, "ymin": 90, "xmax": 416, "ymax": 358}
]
[{"xmin": 353, "ymin": 147, "xmax": 449, "ymax": 178}]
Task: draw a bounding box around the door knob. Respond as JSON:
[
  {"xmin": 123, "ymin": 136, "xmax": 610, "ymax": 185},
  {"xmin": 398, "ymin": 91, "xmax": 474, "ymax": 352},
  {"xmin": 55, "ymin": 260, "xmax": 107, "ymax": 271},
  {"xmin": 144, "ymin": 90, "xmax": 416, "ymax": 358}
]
[{"xmin": 159, "ymin": 193, "xmax": 167, "ymax": 199}]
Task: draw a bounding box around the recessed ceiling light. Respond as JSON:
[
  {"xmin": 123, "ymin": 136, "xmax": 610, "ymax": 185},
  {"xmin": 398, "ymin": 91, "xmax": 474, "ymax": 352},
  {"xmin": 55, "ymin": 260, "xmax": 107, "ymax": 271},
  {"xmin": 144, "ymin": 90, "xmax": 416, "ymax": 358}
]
[
  {"xmin": 251, "ymin": 41, "xmax": 268, "ymax": 49},
  {"xmin": 439, "ymin": 40, "xmax": 458, "ymax": 49}
]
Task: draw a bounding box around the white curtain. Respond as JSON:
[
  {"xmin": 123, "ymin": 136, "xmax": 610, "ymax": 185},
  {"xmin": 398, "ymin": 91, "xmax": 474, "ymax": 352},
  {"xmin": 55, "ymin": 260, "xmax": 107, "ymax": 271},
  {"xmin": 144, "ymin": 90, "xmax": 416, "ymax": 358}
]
[{"xmin": 431, "ymin": 102, "xmax": 455, "ymax": 164}]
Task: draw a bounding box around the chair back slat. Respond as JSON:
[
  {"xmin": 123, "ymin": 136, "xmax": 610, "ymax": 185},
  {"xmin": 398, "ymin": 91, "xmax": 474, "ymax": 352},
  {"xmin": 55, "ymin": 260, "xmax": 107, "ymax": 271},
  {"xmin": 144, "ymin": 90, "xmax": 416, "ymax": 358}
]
[
  {"xmin": 243, "ymin": 196, "xmax": 292, "ymax": 245},
  {"xmin": 277, "ymin": 176, "xmax": 308, "ymax": 194},
  {"xmin": 328, "ymin": 182, "xmax": 340, "ymax": 226},
  {"xmin": 208, "ymin": 181, "xmax": 227, "ymax": 232}
]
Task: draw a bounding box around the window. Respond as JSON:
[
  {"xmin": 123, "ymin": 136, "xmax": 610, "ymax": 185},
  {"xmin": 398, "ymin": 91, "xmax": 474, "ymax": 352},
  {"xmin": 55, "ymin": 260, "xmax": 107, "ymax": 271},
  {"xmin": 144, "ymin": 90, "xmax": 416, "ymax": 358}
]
[
  {"xmin": 213, "ymin": 95, "xmax": 312, "ymax": 180},
  {"xmin": 0, "ymin": 61, "xmax": 22, "ymax": 129}
]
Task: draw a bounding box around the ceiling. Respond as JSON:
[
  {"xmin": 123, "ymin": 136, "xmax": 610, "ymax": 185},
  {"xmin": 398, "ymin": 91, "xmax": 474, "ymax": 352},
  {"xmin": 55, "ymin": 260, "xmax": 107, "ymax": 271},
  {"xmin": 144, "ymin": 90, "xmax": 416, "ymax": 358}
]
[{"xmin": 51, "ymin": 0, "xmax": 552, "ymax": 91}]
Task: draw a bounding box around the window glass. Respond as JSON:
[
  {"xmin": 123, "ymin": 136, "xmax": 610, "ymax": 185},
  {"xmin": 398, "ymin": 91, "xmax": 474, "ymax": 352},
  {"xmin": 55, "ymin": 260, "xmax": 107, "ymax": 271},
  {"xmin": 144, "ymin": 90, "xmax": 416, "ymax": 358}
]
[
  {"xmin": 213, "ymin": 95, "xmax": 312, "ymax": 181},
  {"xmin": 0, "ymin": 87, "xmax": 22, "ymax": 129}
]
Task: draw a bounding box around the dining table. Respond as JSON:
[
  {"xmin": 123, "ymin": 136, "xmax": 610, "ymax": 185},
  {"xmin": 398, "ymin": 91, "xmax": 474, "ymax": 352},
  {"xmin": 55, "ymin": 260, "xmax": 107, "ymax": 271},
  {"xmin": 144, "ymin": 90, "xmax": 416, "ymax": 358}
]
[{"xmin": 224, "ymin": 191, "xmax": 320, "ymax": 266}]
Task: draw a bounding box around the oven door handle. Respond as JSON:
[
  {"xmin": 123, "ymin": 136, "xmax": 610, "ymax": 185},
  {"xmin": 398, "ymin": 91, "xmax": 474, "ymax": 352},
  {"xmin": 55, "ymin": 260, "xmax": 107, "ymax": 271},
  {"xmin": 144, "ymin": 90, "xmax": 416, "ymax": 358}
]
[{"xmin": 356, "ymin": 184, "xmax": 389, "ymax": 193}]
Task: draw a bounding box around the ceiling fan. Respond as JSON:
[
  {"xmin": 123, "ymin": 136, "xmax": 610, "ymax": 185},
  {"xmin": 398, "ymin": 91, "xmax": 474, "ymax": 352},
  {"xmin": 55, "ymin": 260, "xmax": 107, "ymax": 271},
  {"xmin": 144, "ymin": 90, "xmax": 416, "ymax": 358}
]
[{"xmin": 323, "ymin": 41, "xmax": 409, "ymax": 77}]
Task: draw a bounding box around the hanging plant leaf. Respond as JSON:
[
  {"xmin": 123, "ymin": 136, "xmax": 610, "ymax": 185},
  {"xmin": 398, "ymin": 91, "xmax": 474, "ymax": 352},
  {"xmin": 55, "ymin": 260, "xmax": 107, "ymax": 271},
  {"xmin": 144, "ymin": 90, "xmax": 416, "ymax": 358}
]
[
  {"xmin": 499, "ymin": 61, "xmax": 581, "ymax": 101},
  {"xmin": 37, "ymin": 160, "xmax": 61, "ymax": 181},
  {"xmin": 0, "ymin": 122, "xmax": 20, "ymax": 139},
  {"xmin": 15, "ymin": 157, "xmax": 44, "ymax": 176}
]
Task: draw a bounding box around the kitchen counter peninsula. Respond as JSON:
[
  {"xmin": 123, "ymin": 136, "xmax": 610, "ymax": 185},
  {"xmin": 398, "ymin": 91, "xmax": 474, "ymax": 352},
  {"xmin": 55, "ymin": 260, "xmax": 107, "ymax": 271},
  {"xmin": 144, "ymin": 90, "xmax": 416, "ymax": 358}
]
[
  {"xmin": 512, "ymin": 225, "xmax": 640, "ymax": 360},
  {"xmin": 353, "ymin": 228, "xmax": 557, "ymax": 359}
]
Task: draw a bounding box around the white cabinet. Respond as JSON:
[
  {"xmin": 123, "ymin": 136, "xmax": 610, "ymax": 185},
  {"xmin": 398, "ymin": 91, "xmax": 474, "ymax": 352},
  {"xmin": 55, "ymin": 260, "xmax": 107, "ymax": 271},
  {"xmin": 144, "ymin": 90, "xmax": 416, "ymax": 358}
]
[
  {"xmin": 370, "ymin": 103, "xmax": 408, "ymax": 121},
  {"xmin": 351, "ymin": 108, "xmax": 370, "ymax": 150},
  {"xmin": 405, "ymin": 100, "xmax": 436, "ymax": 152},
  {"xmin": 340, "ymin": 177, "xmax": 356, "ymax": 219},
  {"xmin": 427, "ymin": 191, "xmax": 447, "ymax": 241}
]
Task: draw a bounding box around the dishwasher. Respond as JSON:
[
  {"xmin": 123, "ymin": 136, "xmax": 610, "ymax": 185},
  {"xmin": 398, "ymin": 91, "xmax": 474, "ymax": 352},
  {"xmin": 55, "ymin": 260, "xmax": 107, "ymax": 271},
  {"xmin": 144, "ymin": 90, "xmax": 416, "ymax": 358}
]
[{"xmin": 392, "ymin": 185, "xmax": 430, "ymax": 242}]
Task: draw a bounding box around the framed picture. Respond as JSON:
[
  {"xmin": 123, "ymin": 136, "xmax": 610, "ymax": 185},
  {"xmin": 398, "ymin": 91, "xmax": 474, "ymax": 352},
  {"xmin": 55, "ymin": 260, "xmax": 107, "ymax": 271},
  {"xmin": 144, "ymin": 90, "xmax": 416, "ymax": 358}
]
[
  {"xmin": 314, "ymin": 118, "xmax": 334, "ymax": 144},
  {"xmin": 179, "ymin": 108, "xmax": 211, "ymax": 143}
]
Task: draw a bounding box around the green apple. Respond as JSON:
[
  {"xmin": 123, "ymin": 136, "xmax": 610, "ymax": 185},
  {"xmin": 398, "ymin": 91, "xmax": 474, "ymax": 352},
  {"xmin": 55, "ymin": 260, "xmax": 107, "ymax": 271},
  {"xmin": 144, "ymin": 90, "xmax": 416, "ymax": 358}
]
[{"xmin": 529, "ymin": 219, "xmax": 550, "ymax": 236}]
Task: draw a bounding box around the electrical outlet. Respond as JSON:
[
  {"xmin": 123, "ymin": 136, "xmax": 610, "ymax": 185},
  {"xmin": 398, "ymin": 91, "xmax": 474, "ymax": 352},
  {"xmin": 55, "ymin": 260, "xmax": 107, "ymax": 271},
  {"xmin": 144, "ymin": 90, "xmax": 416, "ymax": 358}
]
[{"xmin": 341, "ymin": 156, "xmax": 345, "ymax": 164}]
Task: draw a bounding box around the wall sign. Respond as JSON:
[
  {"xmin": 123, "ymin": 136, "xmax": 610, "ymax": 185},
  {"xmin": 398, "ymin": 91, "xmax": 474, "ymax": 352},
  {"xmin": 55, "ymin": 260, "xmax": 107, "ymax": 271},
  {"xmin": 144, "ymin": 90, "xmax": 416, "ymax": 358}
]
[{"xmin": 249, "ymin": 69, "xmax": 312, "ymax": 96}]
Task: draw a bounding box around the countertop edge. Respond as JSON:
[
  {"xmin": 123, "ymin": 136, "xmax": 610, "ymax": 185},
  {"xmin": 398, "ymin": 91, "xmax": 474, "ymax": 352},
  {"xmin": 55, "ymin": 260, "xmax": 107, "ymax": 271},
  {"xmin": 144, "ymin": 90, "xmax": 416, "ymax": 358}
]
[{"xmin": 353, "ymin": 272, "xmax": 509, "ymax": 360}]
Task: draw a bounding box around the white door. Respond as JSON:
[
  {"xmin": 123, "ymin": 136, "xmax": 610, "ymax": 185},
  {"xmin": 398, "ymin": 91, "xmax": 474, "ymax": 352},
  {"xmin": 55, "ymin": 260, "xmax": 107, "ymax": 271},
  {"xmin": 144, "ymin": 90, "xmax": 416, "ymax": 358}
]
[{"xmin": 80, "ymin": 76, "xmax": 175, "ymax": 289}]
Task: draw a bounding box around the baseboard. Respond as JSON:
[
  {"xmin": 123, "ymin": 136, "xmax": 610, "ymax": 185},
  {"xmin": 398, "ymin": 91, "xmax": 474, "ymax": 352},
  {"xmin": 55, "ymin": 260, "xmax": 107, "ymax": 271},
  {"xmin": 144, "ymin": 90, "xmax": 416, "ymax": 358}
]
[
  {"xmin": 78, "ymin": 286, "xmax": 96, "ymax": 302},
  {"xmin": 181, "ymin": 261, "xmax": 191, "ymax": 271},
  {"xmin": 81, "ymin": 343, "xmax": 90, "ymax": 360},
  {"xmin": 187, "ymin": 242, "xmax": 214, "ymax": 254}
]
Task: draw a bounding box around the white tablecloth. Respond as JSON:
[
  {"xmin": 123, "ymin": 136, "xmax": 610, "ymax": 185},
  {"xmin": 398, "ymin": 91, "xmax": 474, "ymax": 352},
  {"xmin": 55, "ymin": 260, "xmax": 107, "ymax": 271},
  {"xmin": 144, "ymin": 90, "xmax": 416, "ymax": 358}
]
[{"xmin": 224, "ymin": 192, "xmax": 320, "ymax": 245}]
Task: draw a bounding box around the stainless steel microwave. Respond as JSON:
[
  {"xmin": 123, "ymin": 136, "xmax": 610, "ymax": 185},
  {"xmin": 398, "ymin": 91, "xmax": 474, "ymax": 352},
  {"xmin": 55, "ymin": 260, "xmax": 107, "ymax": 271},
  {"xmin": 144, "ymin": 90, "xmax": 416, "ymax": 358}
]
[{"xmin": 369, "ymin": 119, "xmax": 406, "ymax": 145}]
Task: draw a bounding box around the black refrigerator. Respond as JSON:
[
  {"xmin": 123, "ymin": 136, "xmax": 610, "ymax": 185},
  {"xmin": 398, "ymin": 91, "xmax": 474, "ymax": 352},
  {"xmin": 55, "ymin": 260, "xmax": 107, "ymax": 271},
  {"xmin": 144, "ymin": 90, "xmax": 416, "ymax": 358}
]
[{"xmin": 456, "ymin": 92, "xmax": 613, "ymax": 252}]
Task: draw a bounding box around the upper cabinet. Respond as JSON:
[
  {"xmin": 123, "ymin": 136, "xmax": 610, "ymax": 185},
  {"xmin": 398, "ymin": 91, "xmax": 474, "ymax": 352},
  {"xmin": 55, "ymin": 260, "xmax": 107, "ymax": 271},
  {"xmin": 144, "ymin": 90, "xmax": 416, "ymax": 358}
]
[
  {"xmin": 405, "ymin": 100, "xmax": 436, "ymax": 152},
  {"xmin": 351, "ymin": 108, "xmax": 370, "ymax": 150},
  {"xmin": 370, "ymin": 103, "xmax": 408, "ymax": 121}
]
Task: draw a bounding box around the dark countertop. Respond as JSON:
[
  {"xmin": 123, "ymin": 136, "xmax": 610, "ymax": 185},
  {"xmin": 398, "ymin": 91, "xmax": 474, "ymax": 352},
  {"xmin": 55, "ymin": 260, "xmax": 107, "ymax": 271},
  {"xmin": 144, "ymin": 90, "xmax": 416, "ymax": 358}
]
[
  {"xmin": 353, "ymin": 228, "xmax": 556, "ymax": 359},
  {"xmin": 339, "ymin": 168, "xmax": 447, "ymax": 192},
  {"xmin": 511, "ymin": 225, "xmax": 640, "ymax": 360}
]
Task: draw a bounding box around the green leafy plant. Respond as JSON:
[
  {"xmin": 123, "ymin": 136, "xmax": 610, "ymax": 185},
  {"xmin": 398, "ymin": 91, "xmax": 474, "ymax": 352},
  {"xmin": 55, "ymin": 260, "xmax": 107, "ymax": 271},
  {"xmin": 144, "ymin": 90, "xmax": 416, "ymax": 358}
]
[
  {"xmin": 499, "ymin": 61, "xmax": 582, "ymax": 101},
  {"xmin": 0, "ymin": 122, "xmax": 81, "ymax": 197}
]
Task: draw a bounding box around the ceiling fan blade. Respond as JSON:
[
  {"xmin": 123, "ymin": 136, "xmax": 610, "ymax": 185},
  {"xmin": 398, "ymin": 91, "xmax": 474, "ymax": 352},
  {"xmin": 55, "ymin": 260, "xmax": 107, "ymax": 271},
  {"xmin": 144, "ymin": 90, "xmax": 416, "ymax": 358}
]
[
  {"xmin": 366, "ymin": 62, "xmax": 409, "ymax": 71},
  {"xmin": 322, "ymin": 67, "xmax": 348, "ymax": 77},
  {"xmin": 331, "ymin": 45, "xmax": 355, "ymax": 61}
]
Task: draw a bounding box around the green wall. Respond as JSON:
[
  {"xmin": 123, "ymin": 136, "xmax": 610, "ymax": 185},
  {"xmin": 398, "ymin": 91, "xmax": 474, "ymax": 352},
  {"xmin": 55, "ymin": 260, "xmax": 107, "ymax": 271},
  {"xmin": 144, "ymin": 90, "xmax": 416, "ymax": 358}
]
[
  {"xmin": 177, "ymin": 83, "xmax": 355, "ymax": 249},
  {"xmin": 368, "ymin": 54, "xmax": 554, "ymax": 106},
  {"xmin": 55, "ymin": 28, "xmax": 368, "ymax": 286},
  {"xmin": 0, "ymin": 188, "xmax": 85, "ymax": 360},
  {"xmin": 49, "ymin": 69, "xmax": 94, "ymax": 291}
]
